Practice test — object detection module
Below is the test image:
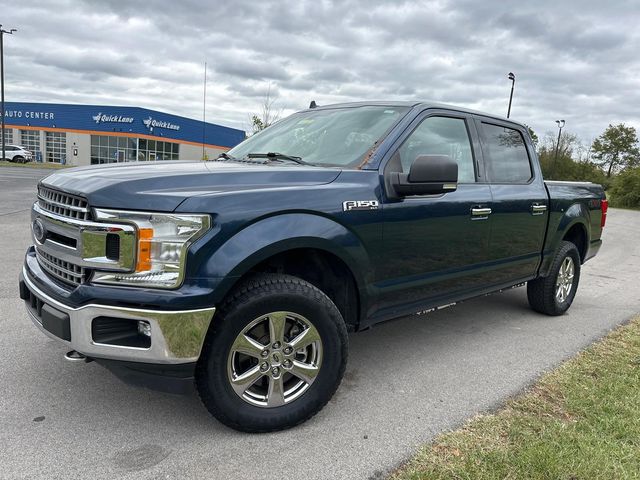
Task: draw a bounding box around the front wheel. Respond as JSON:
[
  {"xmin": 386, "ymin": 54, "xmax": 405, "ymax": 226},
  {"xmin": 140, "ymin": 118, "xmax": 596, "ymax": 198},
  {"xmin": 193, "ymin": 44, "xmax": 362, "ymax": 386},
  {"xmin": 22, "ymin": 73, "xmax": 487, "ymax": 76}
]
[
  {"xmin": 196, "ymin": 274, "xmax": 348, "ymax": 432},
  {"xmin": 527, "ymin": 241, "xmax": 581, "ymax": 316}
]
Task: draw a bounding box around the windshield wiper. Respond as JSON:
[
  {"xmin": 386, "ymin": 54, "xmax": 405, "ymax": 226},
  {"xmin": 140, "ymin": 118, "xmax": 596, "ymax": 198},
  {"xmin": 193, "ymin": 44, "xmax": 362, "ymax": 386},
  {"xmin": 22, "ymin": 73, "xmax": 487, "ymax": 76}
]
[
  {"xmin": 215, "ymin": 152, "xmax": 267, "ymax": 164},
  {"xmin": 215, "ymin": 152, "xmax": 239, "ymax": 161},
  {"xmin": 246, "ymin": 152, "xmax": 313, "ymax": 166}
]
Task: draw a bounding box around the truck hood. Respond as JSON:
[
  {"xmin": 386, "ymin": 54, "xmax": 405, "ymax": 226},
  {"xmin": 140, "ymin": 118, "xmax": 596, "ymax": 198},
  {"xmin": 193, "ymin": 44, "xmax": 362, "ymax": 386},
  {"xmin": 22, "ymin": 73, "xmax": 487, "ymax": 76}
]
[{"xmin": 41, "ymin": 161, "xmax": 342, "ymax": 212}]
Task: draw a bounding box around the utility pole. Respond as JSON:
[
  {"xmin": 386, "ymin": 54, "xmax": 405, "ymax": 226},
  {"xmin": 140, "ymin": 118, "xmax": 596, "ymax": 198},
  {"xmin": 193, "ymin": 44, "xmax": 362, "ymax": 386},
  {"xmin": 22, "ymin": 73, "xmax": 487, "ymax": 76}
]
[
  {"xmin": 506, "ymin": 72, "xmax": 515, "ymax": 118},
  {"xmin": 554, "ymin": 119, "xmax": 565, "ymax": 175},
  {"xmin": 202, "ymin": 61, "xmax": 207, "ymax": 160},
  {"xmin": 1, "ymin": 25, "xmax": 17, "ymax": 163}
]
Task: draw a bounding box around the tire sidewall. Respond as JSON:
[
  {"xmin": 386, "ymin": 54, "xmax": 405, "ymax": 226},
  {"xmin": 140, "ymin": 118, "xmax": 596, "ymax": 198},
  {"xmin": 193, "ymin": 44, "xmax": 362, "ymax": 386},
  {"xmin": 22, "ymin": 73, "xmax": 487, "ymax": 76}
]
[
  {"xmin": 552, "ymin": 243, "xmax": 581, "ymax": 313},
  {"xmin": 198, "ymin": 281, "xmax": 346, "ymax": 430}
]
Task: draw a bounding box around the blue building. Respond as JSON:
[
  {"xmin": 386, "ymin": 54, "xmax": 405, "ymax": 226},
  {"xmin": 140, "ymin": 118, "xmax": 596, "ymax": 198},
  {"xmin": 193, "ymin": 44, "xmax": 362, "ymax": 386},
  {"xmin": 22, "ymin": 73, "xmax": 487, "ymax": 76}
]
[{"xmin": 1, "ymin": 102, "xmax": 246, "ymax": 165}]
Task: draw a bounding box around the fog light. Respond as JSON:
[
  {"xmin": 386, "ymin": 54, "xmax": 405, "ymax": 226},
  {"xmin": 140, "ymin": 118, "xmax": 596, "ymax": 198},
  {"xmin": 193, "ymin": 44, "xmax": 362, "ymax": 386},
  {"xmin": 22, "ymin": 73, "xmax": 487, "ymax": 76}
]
[{"xmin": 137, "ymin": 320, "xmax": 152, "ymax": 337}]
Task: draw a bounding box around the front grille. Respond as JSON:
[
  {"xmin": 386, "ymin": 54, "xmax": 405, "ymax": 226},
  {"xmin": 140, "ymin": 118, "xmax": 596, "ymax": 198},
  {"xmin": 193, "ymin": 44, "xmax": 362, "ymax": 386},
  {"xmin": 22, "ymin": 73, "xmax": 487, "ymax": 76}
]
[
  {"xmin": 37, "ymin": 185, "xmax": 90, "ymax": 221},
  {"xmin": 36, "ymin": 248, "xmax": 88, "ymax": 287}
]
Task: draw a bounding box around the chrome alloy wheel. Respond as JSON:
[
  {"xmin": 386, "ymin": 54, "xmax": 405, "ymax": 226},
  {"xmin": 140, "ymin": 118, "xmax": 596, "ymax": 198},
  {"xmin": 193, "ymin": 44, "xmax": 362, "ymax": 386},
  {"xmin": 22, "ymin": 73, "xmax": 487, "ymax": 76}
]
[
  {"xmin": 227, "ymin": 311, "xmax": 323, "ymax": 408},
  {"xmin": 555, "ymin": 256, "xmax": 575, "ymax": 303}
]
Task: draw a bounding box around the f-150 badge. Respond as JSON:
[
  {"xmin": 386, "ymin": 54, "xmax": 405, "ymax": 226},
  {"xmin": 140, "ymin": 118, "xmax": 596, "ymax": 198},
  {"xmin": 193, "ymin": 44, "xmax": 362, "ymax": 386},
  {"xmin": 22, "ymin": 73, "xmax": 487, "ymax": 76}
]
[{"xmin": 342, "ymin": 200, "xmax": 379, "ymax": 211}]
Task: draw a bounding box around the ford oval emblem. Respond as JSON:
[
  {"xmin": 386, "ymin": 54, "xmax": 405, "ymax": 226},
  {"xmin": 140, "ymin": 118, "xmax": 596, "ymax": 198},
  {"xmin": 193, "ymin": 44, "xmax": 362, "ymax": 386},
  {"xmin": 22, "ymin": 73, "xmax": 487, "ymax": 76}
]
[{"xmin": 33, "ymin": 218, "xmax": 46, "ymax": 243}]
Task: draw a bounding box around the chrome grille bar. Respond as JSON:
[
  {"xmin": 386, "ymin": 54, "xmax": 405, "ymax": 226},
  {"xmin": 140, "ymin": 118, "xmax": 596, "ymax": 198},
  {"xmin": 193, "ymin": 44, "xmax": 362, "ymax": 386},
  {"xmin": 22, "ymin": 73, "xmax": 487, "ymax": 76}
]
[
  {"xmin": 37, "ymin": 186, "xmax": 91, "ymax": 221},
  {"xmin": 36, "ymin": 248, "xmax": 87, "ymax": 286}
]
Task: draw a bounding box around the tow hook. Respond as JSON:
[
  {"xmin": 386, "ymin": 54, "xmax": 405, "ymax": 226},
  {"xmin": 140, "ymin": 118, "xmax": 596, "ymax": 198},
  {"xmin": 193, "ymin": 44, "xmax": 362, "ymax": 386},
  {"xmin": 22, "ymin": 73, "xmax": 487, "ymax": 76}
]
[{"xmin": 64, "ymin": 350, "xmax": 94, "ymax": 363}]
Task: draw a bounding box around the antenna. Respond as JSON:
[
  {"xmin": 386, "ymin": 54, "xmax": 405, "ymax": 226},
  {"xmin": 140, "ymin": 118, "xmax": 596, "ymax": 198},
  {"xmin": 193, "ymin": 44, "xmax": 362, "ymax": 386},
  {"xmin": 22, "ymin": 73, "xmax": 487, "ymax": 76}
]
[{"xmin": 309, "ymin": 100, "xmax": 317, "ymax": 109}]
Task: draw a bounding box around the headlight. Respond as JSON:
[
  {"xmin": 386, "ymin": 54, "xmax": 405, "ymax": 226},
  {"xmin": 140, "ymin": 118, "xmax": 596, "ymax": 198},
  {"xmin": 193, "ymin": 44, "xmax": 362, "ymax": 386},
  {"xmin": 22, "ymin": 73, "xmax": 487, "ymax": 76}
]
[{"xmin": 92, "ymin": 209, "xmax": 211, "ymax": 289}]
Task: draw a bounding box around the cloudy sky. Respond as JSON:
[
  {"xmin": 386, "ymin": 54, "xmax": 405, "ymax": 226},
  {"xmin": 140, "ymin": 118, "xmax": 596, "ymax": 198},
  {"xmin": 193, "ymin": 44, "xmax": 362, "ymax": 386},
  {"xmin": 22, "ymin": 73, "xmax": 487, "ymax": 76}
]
[{"xmin": 2, "ymin": 0, "xmax": 639, "ymax": 144}]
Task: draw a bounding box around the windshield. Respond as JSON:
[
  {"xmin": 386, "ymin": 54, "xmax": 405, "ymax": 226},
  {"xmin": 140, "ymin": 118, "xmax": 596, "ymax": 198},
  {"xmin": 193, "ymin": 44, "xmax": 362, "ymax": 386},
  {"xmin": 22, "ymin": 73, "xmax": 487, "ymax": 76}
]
[{"xmin": 227, "ymin": 105, "xmax": 409, "ymax": 167}]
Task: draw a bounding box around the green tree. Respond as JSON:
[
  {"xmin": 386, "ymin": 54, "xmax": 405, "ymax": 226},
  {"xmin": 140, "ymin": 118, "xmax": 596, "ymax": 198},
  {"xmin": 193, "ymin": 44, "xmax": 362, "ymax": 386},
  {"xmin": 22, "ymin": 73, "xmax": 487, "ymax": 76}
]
[
  {"xmin": 591, "ymin": 123, "xmax": 640, "ymax": 177},
  {"xmin": 608, "ymin": 167, "xmax": 640, "ymax": 208},
  {"xmin": 525, "ymin": 125, "xmax": 539, "ymax": 148},
  {"xmin": 536, "ymin": 130, "xmax": 610, "ymax": 188}
]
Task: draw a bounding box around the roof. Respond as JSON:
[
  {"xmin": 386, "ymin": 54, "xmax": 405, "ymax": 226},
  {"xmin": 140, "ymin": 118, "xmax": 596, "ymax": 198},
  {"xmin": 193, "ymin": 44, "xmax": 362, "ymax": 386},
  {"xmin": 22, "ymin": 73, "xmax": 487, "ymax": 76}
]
[{"xmin": 307, "ymin": 100, "xmax": 526, "ymax": 129}]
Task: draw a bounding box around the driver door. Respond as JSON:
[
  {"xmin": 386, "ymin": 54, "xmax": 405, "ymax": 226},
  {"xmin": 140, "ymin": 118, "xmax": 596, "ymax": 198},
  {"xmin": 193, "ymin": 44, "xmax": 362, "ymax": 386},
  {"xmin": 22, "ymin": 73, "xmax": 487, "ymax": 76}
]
[{"xmin": 376, "ymin": 112, "xmax": 493, "ymax": 316}]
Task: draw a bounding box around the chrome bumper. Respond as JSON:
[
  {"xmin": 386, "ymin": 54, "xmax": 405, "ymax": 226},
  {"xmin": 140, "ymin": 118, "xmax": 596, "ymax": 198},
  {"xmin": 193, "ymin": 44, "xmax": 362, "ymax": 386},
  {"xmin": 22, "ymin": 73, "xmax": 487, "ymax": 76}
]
[{"xmin": 21, "ymin": 267, "xmax": 215, "ymax": 364}]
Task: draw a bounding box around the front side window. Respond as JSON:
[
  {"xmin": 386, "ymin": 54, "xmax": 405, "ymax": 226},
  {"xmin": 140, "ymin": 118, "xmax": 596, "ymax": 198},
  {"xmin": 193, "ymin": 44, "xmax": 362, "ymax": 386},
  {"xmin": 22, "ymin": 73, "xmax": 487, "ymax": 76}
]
[
  {"xmin": 227, "ymin": 106, "xmax": 409, "ymax": 167},
  {"xmin": 481, "ymin": 123, "xmax": 532, "ymax": 183},
  {"xmin": 397, "ymin": 116, "xmax": 476, "ymax": 183}
]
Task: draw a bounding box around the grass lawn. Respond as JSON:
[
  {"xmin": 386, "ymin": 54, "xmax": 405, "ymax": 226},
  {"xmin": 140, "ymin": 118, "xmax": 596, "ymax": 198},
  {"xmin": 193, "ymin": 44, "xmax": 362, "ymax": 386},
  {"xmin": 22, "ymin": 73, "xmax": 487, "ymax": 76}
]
[
  {"xmin": 0, "ymin": 160, "xmax": 69, "ymax": 169},
  {"xmin": 391, "ymin": 316, "xmax": 640, "ymax": 480}
]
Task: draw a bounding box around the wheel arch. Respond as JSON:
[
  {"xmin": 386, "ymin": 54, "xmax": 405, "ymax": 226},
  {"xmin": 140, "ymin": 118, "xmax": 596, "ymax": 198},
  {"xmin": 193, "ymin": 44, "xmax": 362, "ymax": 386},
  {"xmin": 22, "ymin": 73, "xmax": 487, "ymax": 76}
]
[
  {"xmin": 539, "ymin": 202, "xmax": 591, "ymax": 277},
  {"xmin": 562, "ymin": 223, "xmax": 588, "ymax": 262},
  {"xmin": 200, "ymin": 213, "xmax": 372, "ymax": 330}
]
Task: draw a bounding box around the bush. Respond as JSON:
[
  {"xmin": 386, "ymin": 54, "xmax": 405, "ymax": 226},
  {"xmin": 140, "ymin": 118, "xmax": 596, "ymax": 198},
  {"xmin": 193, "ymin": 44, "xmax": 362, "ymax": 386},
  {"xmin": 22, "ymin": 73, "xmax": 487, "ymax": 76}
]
[{"xmin": 608, "ymin": 167, "xmax": 640, "ymax": 209}]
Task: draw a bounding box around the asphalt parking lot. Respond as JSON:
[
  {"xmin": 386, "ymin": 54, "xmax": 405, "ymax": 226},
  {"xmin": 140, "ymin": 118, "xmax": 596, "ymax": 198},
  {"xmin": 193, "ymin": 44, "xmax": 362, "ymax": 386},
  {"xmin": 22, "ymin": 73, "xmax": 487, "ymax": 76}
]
[{"xmin": 1, "ymin": 166, "xmax": 638, "ymax": 480}]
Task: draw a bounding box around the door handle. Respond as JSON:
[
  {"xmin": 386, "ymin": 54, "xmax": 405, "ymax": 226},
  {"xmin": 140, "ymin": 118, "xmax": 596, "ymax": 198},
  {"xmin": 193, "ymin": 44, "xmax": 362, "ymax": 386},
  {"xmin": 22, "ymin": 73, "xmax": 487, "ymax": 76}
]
[
  {"xmin": 531, "ymin": 203, "xmax": 548, "ymax": 215},
  {"xmin": 470, "ymin": 207, "xmax": 492, "ymax": 219}
]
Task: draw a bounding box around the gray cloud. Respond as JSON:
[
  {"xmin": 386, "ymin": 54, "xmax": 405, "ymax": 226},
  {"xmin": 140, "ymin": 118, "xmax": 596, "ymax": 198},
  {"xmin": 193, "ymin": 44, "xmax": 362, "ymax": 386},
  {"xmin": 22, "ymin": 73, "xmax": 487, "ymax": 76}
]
[{"xmin": 1, "ymin": 0, "xmax": 639, "ymax": 144}]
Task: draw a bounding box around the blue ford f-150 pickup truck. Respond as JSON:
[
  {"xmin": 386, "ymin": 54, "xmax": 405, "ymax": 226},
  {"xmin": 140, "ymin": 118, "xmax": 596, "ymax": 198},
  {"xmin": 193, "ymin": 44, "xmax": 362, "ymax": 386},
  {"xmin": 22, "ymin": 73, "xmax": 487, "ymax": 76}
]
[{"xmin": 19, "ymin": 101, "xmax": 607, "ymax": 432}]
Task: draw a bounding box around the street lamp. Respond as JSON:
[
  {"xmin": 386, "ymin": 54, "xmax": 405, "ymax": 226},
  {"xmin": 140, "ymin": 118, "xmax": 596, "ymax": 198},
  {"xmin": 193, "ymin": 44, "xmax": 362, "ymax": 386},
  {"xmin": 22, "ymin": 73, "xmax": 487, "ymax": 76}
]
[
  {"xmin": 554, "ymin": 119, "xmax": 565, "ymax": 159},
  {"xmin": 553, "ymin": 119, "xmax": 565, "ymax": 175},
  {"xmin": 1, "ymin": 25, "xmax": 17, "ymax": 163},
  {"xmin": 506, "ymin": 72, "xmax": 516, "ymax": 118}
]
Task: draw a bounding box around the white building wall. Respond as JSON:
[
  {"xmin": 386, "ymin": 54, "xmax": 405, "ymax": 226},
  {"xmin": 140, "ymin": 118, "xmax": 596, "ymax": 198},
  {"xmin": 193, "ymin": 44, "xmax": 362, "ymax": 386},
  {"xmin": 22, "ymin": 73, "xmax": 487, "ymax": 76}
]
[
  {"xmin": 66, "ymin": 132, "xmax": 91, "ymax": 166},
  {"xmin": 179, "ymin": 143, "xmax": 228, "ymax": 161}
]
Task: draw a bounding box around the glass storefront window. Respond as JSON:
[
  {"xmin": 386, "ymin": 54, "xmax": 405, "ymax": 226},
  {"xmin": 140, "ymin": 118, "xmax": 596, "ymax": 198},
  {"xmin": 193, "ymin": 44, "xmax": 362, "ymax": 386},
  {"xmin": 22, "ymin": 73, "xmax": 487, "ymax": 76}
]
[
  {"xmin": 1, "ymin": 128, "xmax": 13, "ymax": 145},
  {"xmin": 90, "ymin": 135, "xmax": 179, "ymax": 164},
  {"xmin": 45, "ymin": 131, "xmax": 67, "ymax": 164},
  {"xmin": 20, "ymin": 130, "xmax": 41, "ymax": 159}
]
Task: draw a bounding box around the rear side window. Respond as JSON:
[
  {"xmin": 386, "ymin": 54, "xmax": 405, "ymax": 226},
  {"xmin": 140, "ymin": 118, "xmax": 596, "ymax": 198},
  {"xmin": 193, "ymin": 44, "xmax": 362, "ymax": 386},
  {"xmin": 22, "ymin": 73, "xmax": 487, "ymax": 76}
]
[{"xmin": 481, "ymin": 123, "xmax": 532, "ymax": 183}]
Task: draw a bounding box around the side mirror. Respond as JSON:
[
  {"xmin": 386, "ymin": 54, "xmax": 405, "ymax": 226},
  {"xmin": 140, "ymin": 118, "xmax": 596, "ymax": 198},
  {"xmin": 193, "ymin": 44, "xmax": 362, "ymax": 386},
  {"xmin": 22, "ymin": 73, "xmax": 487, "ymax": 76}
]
[{"xmin": 390, "ymin": 155, "xmax": 458, "ymax": 196}]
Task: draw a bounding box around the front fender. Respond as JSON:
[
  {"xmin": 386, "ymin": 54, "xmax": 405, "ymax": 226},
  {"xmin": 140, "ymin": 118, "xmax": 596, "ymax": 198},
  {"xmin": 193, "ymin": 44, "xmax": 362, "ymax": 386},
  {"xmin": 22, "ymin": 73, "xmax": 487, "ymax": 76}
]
[
  {"xmin": 539, "ymin": 202, "xmax": 591, "ymax": 277},
  {"xmin": 192, "ymin": 213, "xmax": 374, "ymax": 306}
]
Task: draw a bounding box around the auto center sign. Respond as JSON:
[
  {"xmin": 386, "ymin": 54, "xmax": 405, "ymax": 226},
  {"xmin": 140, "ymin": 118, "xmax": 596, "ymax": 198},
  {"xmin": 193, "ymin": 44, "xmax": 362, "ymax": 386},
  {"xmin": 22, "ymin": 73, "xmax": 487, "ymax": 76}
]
[
  {"xmin": 90, "ymin": 112, "xmax": 181, "ymax": 131},
  {"xmin": 0, "ymin": 104, "xmax": 184, "ymax": 135},
  {"xmin": 0, "ymin": 109, "xmax": 56, "ymax": 120},
  {"xmin": 92, "ymin": 112, "xmax": 134, "ymax": 124},
  {"xmin": 143, "ymin": 116, "xmax": 180, "ymax": 131}
]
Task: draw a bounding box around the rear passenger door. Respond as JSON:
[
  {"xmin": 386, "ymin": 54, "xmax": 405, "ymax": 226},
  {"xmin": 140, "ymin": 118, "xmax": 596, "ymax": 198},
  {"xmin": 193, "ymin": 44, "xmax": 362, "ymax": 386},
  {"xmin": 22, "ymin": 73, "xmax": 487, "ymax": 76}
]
[{"xmin": 475, "ymin": 118, "xmax": 548, "ymax": 284}]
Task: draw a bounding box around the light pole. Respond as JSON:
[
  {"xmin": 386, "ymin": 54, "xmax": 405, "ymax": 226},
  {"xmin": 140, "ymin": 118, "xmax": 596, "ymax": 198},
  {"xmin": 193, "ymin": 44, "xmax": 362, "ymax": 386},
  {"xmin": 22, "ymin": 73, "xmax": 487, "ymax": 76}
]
[
  {"xmin": 0, "ymin": 25, "xmax": 17, "ymax": 164},
  {"xmin": 202, "ymin": 61, "xmax": 207, "ymax": 160},
  {"xmin": 506, "ymin": 72, "xmax": 515, "ymax": 118},
  {"xmin": 554, "ymin": 119, "xmax": 565, "ymax": 175},
  {"xmin": 1, "ymin": 25, "xmax": 17, "ymax": 163}
]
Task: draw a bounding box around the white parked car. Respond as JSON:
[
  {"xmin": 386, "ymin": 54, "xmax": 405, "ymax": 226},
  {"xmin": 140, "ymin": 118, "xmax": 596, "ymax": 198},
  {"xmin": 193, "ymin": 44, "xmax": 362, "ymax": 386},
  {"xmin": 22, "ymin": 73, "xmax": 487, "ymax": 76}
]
[{"xmin": 2, "ymin": 145, "xmax": 34, "ymax": 163}]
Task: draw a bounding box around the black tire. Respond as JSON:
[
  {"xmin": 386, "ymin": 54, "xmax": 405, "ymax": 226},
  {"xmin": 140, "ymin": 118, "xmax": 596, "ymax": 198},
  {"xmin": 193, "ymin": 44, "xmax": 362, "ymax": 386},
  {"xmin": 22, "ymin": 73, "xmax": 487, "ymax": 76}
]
[
  {"xmin": 527, "ymin": 241, "xmax": 581, "ymax": 316},
  {"xmin": 196, "ymin": 273, "xmax": 348, "ymax": 432},
  {"xmin": 13, "ymin": 156, "xmax": 24, "ymax": 163}
]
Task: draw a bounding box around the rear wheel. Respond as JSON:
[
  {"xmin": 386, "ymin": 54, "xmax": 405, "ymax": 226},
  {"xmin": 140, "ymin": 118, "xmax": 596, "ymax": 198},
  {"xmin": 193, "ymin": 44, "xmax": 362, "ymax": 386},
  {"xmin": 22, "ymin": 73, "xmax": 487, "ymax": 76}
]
[
  {"xmin": 196, "ymin": 274, "xmax": 348, "ymax": 432},
  {"xmin": 527, "ymin": 241, "xmax": 581, "ymax": 315}
]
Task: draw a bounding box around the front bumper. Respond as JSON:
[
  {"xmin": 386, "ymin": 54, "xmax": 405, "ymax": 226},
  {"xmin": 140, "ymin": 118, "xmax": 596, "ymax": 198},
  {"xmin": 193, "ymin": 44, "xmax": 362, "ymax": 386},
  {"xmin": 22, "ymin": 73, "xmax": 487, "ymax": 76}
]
[{"xmin": 20, "ymin": 266, "xmax": 216, "ymax": 365}]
